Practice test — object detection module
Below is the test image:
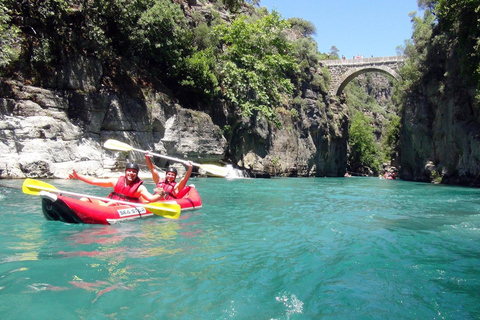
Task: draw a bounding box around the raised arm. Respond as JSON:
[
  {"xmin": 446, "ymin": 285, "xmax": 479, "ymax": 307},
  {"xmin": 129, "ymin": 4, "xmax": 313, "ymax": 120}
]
[
  {"xmin": 144, "ymin": 152, "xmax": 160, "ymax": 185},
  {"xmin": 174, "ymin": 161, "xmax": 193, "ymax": 195},
  {"xmin": 69, "ymin": 170, "xmax": 116, "ymax": 188}
]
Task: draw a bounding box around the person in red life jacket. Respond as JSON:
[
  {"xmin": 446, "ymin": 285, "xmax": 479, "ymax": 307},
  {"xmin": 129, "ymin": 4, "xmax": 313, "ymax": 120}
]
[
  {"xmin": 144, "ymin": 152, "xmax": 193, "ymax": 200},
  {"xmin": 69, "ymin": 163, "xmax": 164, "ymax": 206}
]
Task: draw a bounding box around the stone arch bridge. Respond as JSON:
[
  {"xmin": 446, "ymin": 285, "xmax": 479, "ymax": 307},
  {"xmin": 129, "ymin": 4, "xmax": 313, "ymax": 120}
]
[{"xmin": 320, "ymin": 56, "xmax": 406, "ymax": 96}]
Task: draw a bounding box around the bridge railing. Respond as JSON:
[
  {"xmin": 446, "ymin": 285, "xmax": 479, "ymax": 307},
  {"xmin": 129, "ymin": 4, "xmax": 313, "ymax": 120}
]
[{"xmin": 320, "ymin": 55, "xmax": 405, "ymax": 66}]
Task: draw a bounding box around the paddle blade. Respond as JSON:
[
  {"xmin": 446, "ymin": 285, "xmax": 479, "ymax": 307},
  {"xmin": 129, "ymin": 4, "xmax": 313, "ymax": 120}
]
[
  {"xmin": 103, "ymin": 139, "xmax": 134, "ymax": 152},
  {"xmin": 199, "ymin": 164, "xmax": 229, "ymax": 177},
  {"xmin": 22, "ymin": 178, "xmax": 58, "ymax": 195},
  {"xmin": 146, "ymin": 202, "xmax": 181, "ymax": 219}
]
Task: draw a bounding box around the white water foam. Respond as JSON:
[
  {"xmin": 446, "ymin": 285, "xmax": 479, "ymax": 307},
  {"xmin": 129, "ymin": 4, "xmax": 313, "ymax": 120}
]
[
  {"xmin": 276, "ymin": 292, "xmax": 304, "ymax": 318},
  {"xmin": 225, "ymin": 164, "xmax": 249, "ymax": 179}
]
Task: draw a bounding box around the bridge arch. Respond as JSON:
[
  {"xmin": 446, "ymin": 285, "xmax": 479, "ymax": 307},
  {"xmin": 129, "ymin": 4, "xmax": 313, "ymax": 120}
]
[
  {"xmin": 320, "ymin": 56, "xmax": 405, "ymax": 96},
  {"xmin": 335, "ymin": 66, "xmax": 399, "ymax": 96}
]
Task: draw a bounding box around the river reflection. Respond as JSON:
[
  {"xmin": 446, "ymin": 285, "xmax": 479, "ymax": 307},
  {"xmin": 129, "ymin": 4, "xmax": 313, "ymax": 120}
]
[
  {"xmin": 55, "ymin": 214, "xmax": 203, "ymax": 257},
  {"xmin": 47, "ymin": 220, "xmax": 200, "ymax": 303}
]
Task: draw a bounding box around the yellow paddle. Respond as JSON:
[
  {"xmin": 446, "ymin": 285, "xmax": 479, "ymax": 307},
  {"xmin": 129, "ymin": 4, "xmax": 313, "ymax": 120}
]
[
  {"xmin": 22, "ymin": 178, "xmax": 181, "ymax": 219},
  {"xmin": 103, "ymin": 139, "xmax": 229, "ymax": 177}
]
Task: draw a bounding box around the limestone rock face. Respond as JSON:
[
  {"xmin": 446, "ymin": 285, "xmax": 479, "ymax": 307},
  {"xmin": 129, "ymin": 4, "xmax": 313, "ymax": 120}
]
[
  {"xmin": 0, "ymin": 59, "xmax": 227, "ymax": 179},
  {"xmin": 400, "ymin": 68, "xmax": 480, "ymax": 186},
  {"xmin": 0, "ymin": 50, "xmax": 351, "ymax": 179},
  {"xmin": 0, "ymin": 77, "xmax": 351, "ymax": 179},
  {"xmin": 228, "ymin": 94, "xmax": 348, "ymax": 177},
  {"xmin": 161, "ymin": 106, "xmax": 227, "ymax": 163}
]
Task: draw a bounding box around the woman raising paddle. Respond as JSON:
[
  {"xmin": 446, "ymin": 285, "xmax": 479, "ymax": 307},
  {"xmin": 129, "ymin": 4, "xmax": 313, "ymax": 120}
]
[
  {"xmin": 69, "ymin": 163, "xmax": 164, "ymax": 206},
  {"xmin": 144, "ymin": 153, "xmax": 193, "ymax": 200}
]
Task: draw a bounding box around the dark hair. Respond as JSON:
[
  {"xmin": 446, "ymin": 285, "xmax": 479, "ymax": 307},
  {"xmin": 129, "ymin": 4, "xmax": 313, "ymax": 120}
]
[
  {"xmin": 125, "ymin": 163, "xmax": 140, "ymax": 172},
  {"xmin": 166, "ymin": 166, "xmax": 177, "ymax": 175}
]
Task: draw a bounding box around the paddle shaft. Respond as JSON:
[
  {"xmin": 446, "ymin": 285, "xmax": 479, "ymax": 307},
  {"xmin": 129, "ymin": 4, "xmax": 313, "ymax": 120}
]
[
  {"xmin": 103, "ymin": 139, "xmax": 228, "ymax": 177},
  {"xmin": 130, "ymin": 146, "xmax": 198, "ymax": 167},
  {"xmin": 28, "ymin": 184, "xmax": 178, "ymax": 213}
]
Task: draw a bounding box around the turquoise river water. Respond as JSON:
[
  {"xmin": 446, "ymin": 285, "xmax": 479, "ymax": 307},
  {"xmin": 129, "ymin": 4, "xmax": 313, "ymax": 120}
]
[{"xmin": 0, "ymin": 177, "xmax": 479, "ymax": 319}]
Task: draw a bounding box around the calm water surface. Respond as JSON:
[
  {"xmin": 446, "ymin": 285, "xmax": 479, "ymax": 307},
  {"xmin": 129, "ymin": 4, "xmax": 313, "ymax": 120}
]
[{"xmin": 0, "ymin": 177, "xmax": 479, "ymax": 319}]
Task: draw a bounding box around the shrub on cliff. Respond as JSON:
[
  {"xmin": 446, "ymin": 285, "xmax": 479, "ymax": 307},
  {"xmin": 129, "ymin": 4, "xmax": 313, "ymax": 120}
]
[
  {"xmin": 348, "ymin": 111, "xmax": 382, "ymax": 174},
  {"xmin": 397, "ymin": 0, "xmax": 480, "ymax": 105},
  {"xmin": 434, "ymin": 0, "xmax": 480, "ymax": 97},
  {"xmin": 0, "ymin": 1, "xmax": 20, "ymax": 72},
  {"xmin": 215, "ymin": 11, "xmax": 297, "ymax": 125}
]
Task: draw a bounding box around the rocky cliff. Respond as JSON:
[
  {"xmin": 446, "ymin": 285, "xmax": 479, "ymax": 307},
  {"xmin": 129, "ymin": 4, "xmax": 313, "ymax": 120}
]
[
  {"xmin": 399, "ymin": 48, "xmax": 480, "ymax": 186},
  {"xmin": 0, "ymin": 58, "xmax": 227, "ymax": 178},
  {"xmin": 0, "ymin": 53, "xmax": 348, "ymax": 179},
  {"xmin": 400, "ymin": 81, "xmax": 480, "ymax": 186},
  {"xmin": 0, "ymin": 0, "xmax": 350, "ymax": 179},
  {"xmin": 228, "ymin": 94, "xmax": 348, "ymax": 177}
]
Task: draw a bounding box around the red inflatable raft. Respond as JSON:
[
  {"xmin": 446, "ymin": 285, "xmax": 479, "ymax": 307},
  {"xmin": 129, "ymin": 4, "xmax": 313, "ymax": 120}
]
[{"xmin": 40, "ymin": 185, "xmax": 202, "ymax": 224}]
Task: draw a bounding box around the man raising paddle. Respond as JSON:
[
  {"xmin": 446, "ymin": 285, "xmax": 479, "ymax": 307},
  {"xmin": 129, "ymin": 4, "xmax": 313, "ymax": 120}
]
[{"xmin": 69, "ymin": 163, "xmax": 164, "ymax": 206}]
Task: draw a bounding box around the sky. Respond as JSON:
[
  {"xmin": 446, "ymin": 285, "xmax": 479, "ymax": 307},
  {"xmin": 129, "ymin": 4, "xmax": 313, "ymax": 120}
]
[{"xmin": 258, "ymin": 0, "xmax": 421, "ymax": 59}]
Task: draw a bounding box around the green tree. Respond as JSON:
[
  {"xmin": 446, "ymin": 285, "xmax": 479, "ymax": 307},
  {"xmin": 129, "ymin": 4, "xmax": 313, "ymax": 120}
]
[
  {"xmin": 0, "ymin": 0, "xmax": 20, "ymax": 71},
  {"xmin": 382, "ymin": 115, "xmax": 400, "ymax": 160},
  {"xmin": 288, "ymin": 17, "xmax": 316, "ymax": 37},
  {"xmin": 292, "ymin": 37, "xmax": 321, "ymax": 83},
  {"xmin": 394, "ymin": 8, "xmax": 436, "ymax": 103},
  {"xmin": 434, "ymin": 0, "xmax": 480, "ymax": 91},
  {"xmin": 127, "ymin": 0, "xmax": 192, "ymax": 76},
  {"xmin": 397, "ymin": 1, "xmax": 480, "ymax": 103},
  {"xmin": 215, "ymin": 11, "xmax": 297, "ymax": 125},
  {"xmin": 348, "ymin": 111, "xmax": 382, "ymax": 174},
  {"xmin": 179, "ymin": 48, "xmax": 220, "ymax": 98},
  {"xmin": 329, "ymin": 45, "xmax": 339, "ymax": 59}
]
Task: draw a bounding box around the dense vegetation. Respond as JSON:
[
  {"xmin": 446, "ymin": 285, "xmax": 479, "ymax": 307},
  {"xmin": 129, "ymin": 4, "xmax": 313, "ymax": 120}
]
[
  {"xmin": 344, "ymin": 74, "xmax": 400, "ymax": 175},
  {"xmin": 0, "ymin": 0, "xmax": 333, "ymax": 128},
  {"xmin": 396, "ymin": 0, "xmax": 480, "ymax": 104}
]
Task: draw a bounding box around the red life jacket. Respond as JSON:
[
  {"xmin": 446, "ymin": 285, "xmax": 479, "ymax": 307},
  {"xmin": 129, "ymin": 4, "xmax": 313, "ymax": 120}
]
[
  {"xmin": 156, "ymin": 180, "xmax": 177, "ymax": 200},
  {"xmin": 108, "ymin": 176, "xmax": 143, "ymax": 203}
]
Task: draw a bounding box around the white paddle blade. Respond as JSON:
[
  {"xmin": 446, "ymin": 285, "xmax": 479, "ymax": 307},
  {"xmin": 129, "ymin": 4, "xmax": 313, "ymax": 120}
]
[
  {"xmin": 103, "ymin": 139, "xmax": 134, "ymax": 152},
  {"xmin": 199, "ymin": 164, "xmax": 229, "ymax": 177}
]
